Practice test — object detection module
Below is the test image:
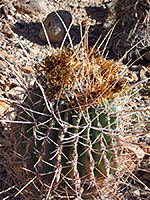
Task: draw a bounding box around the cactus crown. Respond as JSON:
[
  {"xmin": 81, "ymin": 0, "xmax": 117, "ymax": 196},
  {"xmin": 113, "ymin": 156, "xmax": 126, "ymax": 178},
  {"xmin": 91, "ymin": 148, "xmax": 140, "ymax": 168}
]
[{"xmin": 40, "ymin": 47, "xmax": 127, "ymax": 110}]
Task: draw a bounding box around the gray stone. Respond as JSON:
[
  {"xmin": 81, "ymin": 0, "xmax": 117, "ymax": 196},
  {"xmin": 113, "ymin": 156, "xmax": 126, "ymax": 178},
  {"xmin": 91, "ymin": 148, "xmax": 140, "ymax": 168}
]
[
  {"xmin": 39, "ymin": 10, "xmax": 72, "ymax": 43},
  {"xmin": 14, "ymin": 0, "xmax": 48, "ymax": 16}
]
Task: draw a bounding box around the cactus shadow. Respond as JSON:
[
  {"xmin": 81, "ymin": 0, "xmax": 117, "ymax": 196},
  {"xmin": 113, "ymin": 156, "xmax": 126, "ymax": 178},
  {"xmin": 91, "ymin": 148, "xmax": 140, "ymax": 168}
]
[
  {"xmin": 11, "ymin": 5, "xmax": 111, "ymax": 48},
  {"xmin": 11, "ymin": 20, "xmax": 82, "ymax": 47},
  {"xmin": 11, "ymin": 20, "xmax": 45, "ymax": 45}
]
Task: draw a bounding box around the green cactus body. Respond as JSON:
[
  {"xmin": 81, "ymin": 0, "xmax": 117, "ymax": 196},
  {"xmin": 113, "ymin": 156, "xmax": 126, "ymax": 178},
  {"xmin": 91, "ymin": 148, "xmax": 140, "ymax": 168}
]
[
  {"xmin": 8, "ymin": 47, "xmax": 127, "ymax": 199},
  {"xmin": 11, "ymin": 88, "xmax": 120, "ymax": 199}
]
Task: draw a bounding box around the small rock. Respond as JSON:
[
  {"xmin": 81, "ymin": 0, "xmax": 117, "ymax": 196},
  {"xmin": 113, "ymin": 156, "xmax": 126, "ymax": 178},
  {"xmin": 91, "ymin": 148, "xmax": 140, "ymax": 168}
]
[
  {"xmin": 39, "ymin": 10, "xmax": 72, "ymax": 43},
  {"xmin": 6, "ymin": 86, "xmax": 26, "ymax": 100},
  {"xmin": 0, "ymin": 49, "xmax": 9, "ymax": 58},
  {"xmin": 21, "ymin": 65, "xmax": 33, "ymax": 74},
  {"xmin": 130, "ymin": 65, "xmax": 141, "ymax": 71},
  {"xmin": 3, "ymin": 24, "xmax": 13, "ymax": 37},
  {"xmin": 140, "ymin": 68, "xmax": 149, "ymax": 80},
  {"xmin": 14, "ymin": 0, "xmax": 48, "ymax": 16},
  {"xmin": 1, "ymin": 1, "xmax": 16, "ymax": 18},
  {"xmin": 128, "ymin": 71, "xmax": 139, "ymax": 83},
  {"xmin": 0, "ymin": 100, "xmax": 11, "ymax": 119},
  {"xmin": 70, "ymin": 3, "xmax": 79, "ymax": 9},
  {"xmin": 132, "ymin": 189, "xmax": 140, "ymax": 197}
]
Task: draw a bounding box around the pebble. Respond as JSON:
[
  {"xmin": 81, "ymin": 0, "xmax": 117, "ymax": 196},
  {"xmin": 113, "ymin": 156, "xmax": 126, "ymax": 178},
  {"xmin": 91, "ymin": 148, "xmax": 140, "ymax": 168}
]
[
  {"xmin": 16, "ymin": 51, "xmax": 23, "ymax": 57},
  {"xmin": 3, "ymin": 24, "xmax": 13, "ymax": 37},
  {"xmin": 70, "ymin": 3, "xmax": 79, "ymax": 8},
  {"xmin": 6, "ymin": 86, "xmax": 26, "ymax": 100},
  {"xmin": 39, "ymin": 10, "xmax": 72, "ymax": 43},
  {"xmin": 0, "ymin": 100, "xmax": 11, "ymax": 119},
  {"xmin": 132, "ymin": 189, "xmax": 140, "ymax": 196},
  {"xmin": 130, "ymin": 65, "xmax": 141, "ymax": 71},
  {"xmin": 14, "ymin": 0, "xmax": 49, "ymax": 16},
  {"xmin": 0, "ymin": 49, "xmax": 9, "ymax": 58},
  {"xmin": 21, "ymin": 65, "xmax": 33, "ymax": 74}
]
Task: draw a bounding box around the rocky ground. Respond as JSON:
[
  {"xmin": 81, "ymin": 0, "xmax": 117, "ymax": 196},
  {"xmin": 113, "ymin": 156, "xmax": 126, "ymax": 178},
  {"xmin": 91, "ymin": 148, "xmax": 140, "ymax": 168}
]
[{"xmin": 0, "ymin": 0, "xmax": 150, "ymax": 199}]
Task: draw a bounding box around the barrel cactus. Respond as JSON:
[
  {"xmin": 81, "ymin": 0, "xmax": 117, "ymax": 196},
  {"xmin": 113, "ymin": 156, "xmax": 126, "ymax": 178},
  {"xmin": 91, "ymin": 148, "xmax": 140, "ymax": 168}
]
[{"xmin": 1, "ymin": 46, "xmax": 130, "ymax": 199}]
